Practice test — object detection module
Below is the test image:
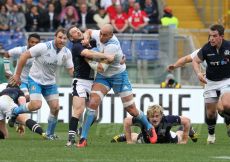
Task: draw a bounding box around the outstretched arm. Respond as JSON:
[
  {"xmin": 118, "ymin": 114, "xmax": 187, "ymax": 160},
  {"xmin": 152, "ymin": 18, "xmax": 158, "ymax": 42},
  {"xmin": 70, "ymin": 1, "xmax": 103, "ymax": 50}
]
[{"xmin": 167, "ymin": 55, "xmax": 192, "ymax": 72}]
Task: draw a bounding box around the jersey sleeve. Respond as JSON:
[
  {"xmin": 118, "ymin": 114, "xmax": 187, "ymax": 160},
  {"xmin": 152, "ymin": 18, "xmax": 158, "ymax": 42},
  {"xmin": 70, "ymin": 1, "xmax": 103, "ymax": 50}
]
[
  {"xmin": 29, "ymin": 43, "xmax": 47, "ymax": 57},
  {"xmin": 8, "ymin": 47, "xmax": 24, "ymax": 58},
  {"xmin": 91, "ymin": 30, "xmax": 100, "ymax": 40},
  {"xmin": 165, "ymin": 115, "xmax": 181, "ymax": 126},
  {"xmin": 104, "ymin": 44, "xmax": 119, "ymax": 55},
  {"xmin": 64, "ymin": 49, "xmax": 74, "ymax": 69},
  {"xmin": 190, "ymin": 48, "xmax": 200, "ymax": 60}
]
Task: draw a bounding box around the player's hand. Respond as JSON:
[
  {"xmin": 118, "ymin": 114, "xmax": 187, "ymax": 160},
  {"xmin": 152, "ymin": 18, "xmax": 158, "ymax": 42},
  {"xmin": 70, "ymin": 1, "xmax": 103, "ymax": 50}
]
[
  {"xmin": 197, "ymin": 72, "xmax": 207, "ymax": 84},
  {"xmin": 5, "ymin": 72, "xmax": 13, "ymax": 79},
  {"xmin": 166, "ymin": 64, "xmax": 175, "ymax": 72},
  {"xmin": 9, "ymin": 75, "xmax": 21, "ymax": 86},
  {"xmin": 16, "ymin": 124, "xmax": 25, "ymax": 136},
  {"xmin": 106, "ymin": 55, "xmax": 115, "ymax": 63}
]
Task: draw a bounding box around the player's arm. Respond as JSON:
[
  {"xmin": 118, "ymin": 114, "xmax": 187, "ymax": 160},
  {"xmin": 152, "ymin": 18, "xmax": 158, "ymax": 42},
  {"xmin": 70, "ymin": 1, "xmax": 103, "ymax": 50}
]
[
  {"xmin": 124, "ymin": 116, "xmax": 134, "ymax": 144},
  {"xmin": 82, "ymin": 29, "xmax": 93, "ymax": 46},
  {"xmin": 67, "ymin": 67, "xmax": 74, "ymax": 77},
  {"xmin": 192, "ymin": 55, "xmax": 207, "ymax": 84},
  {"xmin": 3, "ymin": 52, "xmax": 13, "ymax": 78},
  {"xmin": 167, "ymin": 55, "xmax": 192, "ymax": 72},
  {"xmin": 10, "ymin": 51, "xmax": 31, "ymax": 85},
  {"xmin": 85, "ymin": 58, "xmax": 110, "ymax": 73},
  {"xmin": 81, "ymin": 49, "xmax": 115, "ymax": 62},
  {"xmin": 179, "ymin": 116, "xmax": 191, "ymax": 144}
]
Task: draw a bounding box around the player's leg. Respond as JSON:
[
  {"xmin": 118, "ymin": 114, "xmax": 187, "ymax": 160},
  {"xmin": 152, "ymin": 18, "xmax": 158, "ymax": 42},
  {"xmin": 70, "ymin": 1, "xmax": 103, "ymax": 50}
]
[
  {"xmin": 0, "ymin": 120, "xmax": 8, "ymax": 139},
  {"xmin": 16, "ymin": 114, "xmax": 45, "ymax": 137},
  {"xmin": 218, "ymin": 89, "xmax": 230, "ymax": 136},
  {"xmin": 77, "ymin": 78, "xmax": 110, "ymax": 147},
  {"xmin": 43, "ymin": 84, "xmax": 59, "ymax": 139},
  {"xmin": 114, "ymin": 71, "xmax": 157, "ymax": 144},
  {"xmin": 205, "ymin": 102, "xmax": 218, "ymax": 144},
  {"xmin": 66, "ymin": 79, "xmax": 92, "ymax": 146},
  {"xmin": 12, "ymin": 77, "xmax": 43, "ymax": 116}
]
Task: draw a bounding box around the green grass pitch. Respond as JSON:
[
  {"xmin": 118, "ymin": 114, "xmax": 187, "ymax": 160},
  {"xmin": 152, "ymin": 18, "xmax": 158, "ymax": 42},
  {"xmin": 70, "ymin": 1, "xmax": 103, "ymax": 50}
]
[{"xmin": 0, "ymin": 123, "xmax": 230, "ymax": 162}]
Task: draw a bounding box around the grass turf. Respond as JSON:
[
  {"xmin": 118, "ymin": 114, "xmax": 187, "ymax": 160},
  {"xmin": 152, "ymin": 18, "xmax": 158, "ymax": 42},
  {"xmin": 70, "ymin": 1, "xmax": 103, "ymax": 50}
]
[{"xmin": 0, "ymin": 123, "xmax": 230, "ymax": 162}]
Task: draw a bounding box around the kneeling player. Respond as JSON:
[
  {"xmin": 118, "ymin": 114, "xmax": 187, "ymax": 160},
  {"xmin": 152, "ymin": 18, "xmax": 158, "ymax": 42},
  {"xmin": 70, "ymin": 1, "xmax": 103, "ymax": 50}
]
[
  {"xmin": 0, "ymin": 83, "xmax": 45, "ymax": 139},
  {"xmin": 111, "ymin": 104, "xmax": 198, "ymax": 144}
]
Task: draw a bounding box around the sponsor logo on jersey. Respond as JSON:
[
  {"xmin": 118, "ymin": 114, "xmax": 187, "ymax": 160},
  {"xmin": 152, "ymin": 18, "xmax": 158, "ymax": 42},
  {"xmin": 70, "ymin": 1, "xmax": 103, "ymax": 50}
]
[{"xmin": 224, "ymin": 50, "xmax": 230, "ymax": 56}]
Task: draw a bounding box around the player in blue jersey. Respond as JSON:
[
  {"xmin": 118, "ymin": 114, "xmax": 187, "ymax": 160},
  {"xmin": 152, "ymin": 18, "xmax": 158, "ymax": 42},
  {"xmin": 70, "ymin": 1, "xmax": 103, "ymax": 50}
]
[
  {"xmin": 111, "ymin": 104, "xmax": 198, "ymax": 144},
  {"xmin": 8, "ymin": 28, "xmax": 74, "ymax": 140},
  {"xmin": 77, "ymin": 24, "xmax": 157, "ymax": 147},
  {"xmin": 3, "ymin": 33, "xmax": 40, "ymax": 101},
  {"xmin": 0, "ymin": 83, "xmax": 45, "ymax": 139},
  {"xmin": 65, "ymin": 26, "xmax": 114, "ymax": 146}
]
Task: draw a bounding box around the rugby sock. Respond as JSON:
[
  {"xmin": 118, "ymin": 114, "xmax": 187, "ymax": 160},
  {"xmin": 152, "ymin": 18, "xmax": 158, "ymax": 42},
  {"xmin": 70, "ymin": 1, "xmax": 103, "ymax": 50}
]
[
  {"xmin": 136, "ymin": 111, "xmax": 152, "ymax": 130},
  {"xmin": 0, "ymin": 130, "xmax": 5, "ymax": 139},
  {"xmin": 46, "ymin": 114, "xmax": 58, "ymax": 136},
  {"xmin": 26, "ymin": 119, "xmax": 44, "ymax": 135},
  {"xmin": 12, "ymin": 103, "xmax": 30, "ymax": 115},
  {"xmin": 81, "ymin": 108, "xmax": 96, "ymax": 139},
  {"xmin": 205, "ymin": 115, "xmax": 217, "ymax": 135},
  {"xmin": 68, "ymin": 117, "xmax": 79, "ymax": 141}
]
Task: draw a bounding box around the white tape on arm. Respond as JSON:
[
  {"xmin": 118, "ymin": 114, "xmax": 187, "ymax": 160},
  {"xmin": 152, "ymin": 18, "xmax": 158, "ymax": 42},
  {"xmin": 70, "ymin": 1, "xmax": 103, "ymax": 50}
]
[
  {"xmin": 87, "ymin": 60, "xmax": 99, "ymax": 71},
  {"xmin": 3, "ymin": 57, "xmax": 13, "ymax": 75}
]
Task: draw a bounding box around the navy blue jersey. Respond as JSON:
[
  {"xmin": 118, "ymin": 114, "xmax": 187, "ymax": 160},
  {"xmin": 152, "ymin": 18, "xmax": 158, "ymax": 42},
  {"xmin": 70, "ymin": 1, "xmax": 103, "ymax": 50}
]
[
  {"xmin": 71, "ymin": 40, "xmax": 95, "ymax": 80},
  {"xmin": 133, "ymin": 115, "xmax": 181, "ymax": 143},
  {"xmin": 197, "ymin": 40, "xmax": 230, "ymax": 81},
  {"xmin": 0, "ymin": 87, "xmax": 24, "ymax": 104}
]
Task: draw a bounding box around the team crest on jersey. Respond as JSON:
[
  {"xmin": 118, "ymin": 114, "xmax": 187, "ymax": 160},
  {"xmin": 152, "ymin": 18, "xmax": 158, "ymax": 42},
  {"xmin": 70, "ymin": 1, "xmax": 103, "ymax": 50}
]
[
  {"xmin": 224, "ymin": 50, "xmax": 230, "ymax": 56},
  {"xmin": 62, "ymin": 55, "xmax": 67, "ymax": 62},
  {"xmin": 30, "ymin": 85, "xmax": 36, "ymax": 91}
]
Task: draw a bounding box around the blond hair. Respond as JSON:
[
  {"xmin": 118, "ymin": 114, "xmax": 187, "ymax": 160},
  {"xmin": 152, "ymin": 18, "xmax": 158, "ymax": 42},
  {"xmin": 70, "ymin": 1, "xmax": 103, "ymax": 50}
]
[{"xmin": 147, "ymin": 104, "xmax": 164, "ymax": 118}]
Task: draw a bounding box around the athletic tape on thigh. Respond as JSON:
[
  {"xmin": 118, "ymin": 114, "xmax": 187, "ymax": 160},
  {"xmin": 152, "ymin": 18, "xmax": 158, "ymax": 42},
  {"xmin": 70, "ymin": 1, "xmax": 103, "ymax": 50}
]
[
  {"xmin": 119, "ymin": 91, "xmax": 132, "ymax": 98},
  {"xmin": 123, "ymin": 99, "xmax": 134, "ymax": 108},
  {"xmin": 91, "ymin": 90, "xmax": 104, "ymax": 101}
]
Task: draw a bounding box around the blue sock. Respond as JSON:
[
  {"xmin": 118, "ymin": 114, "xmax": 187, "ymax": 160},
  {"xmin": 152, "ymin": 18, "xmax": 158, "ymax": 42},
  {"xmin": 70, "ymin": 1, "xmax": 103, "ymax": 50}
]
[
  {"xmin": 46, "ymin": 114, "xmax": 58, "ymax": 136},
  {"xmin": 81, "ymin": 108, "xmax": 96, "ymax": 139},
  {"xmin": 12, "ymin": 103, "xmax": 30, "ymax": 115},
  {"xmin": 136, "ymin": 111, "xmax": 152, "ymax": 130}
]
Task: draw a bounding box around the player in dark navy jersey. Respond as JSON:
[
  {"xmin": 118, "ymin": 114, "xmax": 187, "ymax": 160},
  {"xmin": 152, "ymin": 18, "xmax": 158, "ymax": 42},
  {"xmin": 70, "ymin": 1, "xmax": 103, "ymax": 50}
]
[
  {"xmin": 111, "ymin": 104, "xmax": 198, "ymax": 144},
  {"xmin": 65, "ymin": 26, "xmax": 114, "ymax": 146},
  {"xmin": 193, "ymin": 24, "xmax": 230, "ymax": 144},
  {"xmin": 0, "ymin": 83, "xmax": 45, "ymax": 139}
]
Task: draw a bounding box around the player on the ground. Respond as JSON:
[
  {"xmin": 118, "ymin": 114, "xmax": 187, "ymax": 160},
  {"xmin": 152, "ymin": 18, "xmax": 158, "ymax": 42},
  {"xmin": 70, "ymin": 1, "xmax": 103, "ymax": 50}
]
[
  {"xmin": 65, "ymin": 26, "xmax": 114, "ymax": 146},
  {"xmin": 77, "ymin": 24, "xmax": 157, "ymax": 147},
  {"xmin": 8, "ymin": 28, "xmax": 74, "ymax": 140},
  {"xmin": 3, "ymin": 33, "xmax": 40, "ymax": 101},
  {"xmin": 111, "ymin": 104, "xmax": 198, "ymax": 144},
  {"xmin": 192, "ymin": 24, "xmax": 230, "ymax": 144},
  {"xmin": 0, "ymin": 83, "xmax": 45, "ymax": 139}
]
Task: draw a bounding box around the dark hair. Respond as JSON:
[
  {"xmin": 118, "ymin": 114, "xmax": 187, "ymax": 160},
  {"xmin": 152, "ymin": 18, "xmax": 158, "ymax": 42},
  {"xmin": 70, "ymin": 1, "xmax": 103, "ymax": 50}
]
[
  {"xmin": 28, "ymin": 33, "xmax": 40, "ymax": 41},
  {"xmin": 66, "ymin": 25, "xmax": 77, "ymax": 40},
  {"xmin": 55, "ymin": 28, "xmax": 67, "ymax": 37},
  {"xmin": 210, "ymin": 24, "xmax": 225, "ymax": 36}
]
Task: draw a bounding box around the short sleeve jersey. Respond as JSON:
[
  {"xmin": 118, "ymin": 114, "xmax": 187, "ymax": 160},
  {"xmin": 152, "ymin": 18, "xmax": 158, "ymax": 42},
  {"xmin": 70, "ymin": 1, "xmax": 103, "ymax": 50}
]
[
  {"xmin": 8, "ymin": 46, "xmax": 34, "ymax": 83},
  {"xmin": 29, "ymin": 41, "xmax": 73, "ymax": 85},
  {"xmin": 197, "ymin": 40, "xmax": 230, "ymax": 81},
  {"xmin": 91, "ymin": 30, "xmax": 126, "ymax": 77}
]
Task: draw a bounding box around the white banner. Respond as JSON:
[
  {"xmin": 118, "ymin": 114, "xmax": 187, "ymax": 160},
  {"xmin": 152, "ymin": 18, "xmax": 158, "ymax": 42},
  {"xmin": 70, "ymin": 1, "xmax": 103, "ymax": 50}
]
[{"xmin": 32, "ymin": 87, "xmax": 223, "ymax": 124}]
